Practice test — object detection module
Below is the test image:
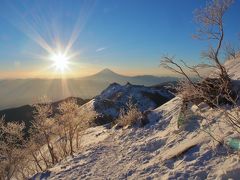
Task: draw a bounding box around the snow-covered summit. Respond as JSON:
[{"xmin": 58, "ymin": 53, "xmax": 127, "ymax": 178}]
[{"xmin": 80, "ymin": 82, "xmax": 174, "ymax": 124}]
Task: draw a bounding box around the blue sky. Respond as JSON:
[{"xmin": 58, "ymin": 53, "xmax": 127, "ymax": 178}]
[{"xmin": 0, "ymin": 0, "xmax": 239, "ymax": 78}]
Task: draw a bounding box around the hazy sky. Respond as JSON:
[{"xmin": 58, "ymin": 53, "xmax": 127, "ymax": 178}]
[{"xmin": 0, "ymin": 0, "xmax": 239, "ymax": 78}]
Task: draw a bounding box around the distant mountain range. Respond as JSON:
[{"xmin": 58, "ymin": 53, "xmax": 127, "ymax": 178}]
[
  {"xmin": 84, "ymin": 68, "xmax": 176, "ymax": 85},
  {"xmin": 0, "ymin": 68, "xmax": 177, "ymax": 109}
]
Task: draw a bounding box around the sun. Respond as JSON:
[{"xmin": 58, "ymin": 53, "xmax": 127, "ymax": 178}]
[{"xmin": 51, "ymin": 53, "xmax": 69, "ymax": 72}]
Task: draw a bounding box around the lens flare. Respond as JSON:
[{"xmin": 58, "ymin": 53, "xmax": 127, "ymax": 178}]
[{"xmin": 51, "ymin": 53, "xmax": 69, "ymax": 72}]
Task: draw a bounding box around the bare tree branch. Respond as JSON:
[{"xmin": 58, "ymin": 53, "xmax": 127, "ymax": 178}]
[
  {"xmin": 160, "ymin": 56, "xmax": 197, "ymax": 87},
  {"xmin": 194, "ymin": 0, "xmax": 234, "ymax": 79}
]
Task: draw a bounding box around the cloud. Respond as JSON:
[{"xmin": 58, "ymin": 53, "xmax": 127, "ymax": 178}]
[{"xmin": 96, "ymin": 47, "xmax": 107, "ymax": 52}]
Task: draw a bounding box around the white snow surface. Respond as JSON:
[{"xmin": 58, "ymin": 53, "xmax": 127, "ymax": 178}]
[
  {"xmin": 31, "ymin": 97, "xmax": 240, "ymax": 180},
  {"xmin": 225, "ymin": 57, "xmax": 240, "ymax": 80}
]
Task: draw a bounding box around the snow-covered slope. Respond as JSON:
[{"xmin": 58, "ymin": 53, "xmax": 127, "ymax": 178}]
[
  {"xmin": 225, "ymin": 57, "xmax": 240, "ymax": 80},
  {"xmin": 30, "ymin": 60, "xmax": 240, "ymax": 180},
  {"xmin": 80, "ymin": 82, "xmax": 174, "ymax": 124},
  {"xmin": 31, "ymin": 97, "xmax": 240, "ymax": 180}
]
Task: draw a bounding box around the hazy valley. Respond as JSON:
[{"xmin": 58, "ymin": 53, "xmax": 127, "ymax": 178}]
[{"xmin": 0, "ymin": 69, "xmax": 177, "ymax": 110}]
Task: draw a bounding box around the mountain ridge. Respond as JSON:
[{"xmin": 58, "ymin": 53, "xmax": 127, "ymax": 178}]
[{"xmin": 80, "ymin": 82, "xmax": 174, "ymax": 125}]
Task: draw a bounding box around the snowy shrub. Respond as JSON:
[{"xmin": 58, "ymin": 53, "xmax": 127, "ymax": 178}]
[
  {"xmin": 55, "ymin": 99, "xmax": 97, "ymax": 157},
  {"xmin": 31, "ymin": 103, "xmax": 59, "ymax": 166},
  {"xmin": 116, "ymin": 102, "xmax": 143, "ymax": 128}
]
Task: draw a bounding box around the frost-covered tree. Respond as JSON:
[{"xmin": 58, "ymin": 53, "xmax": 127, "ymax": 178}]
[{"xmin": 0, "ymin": 117, "xmax": 26, "ymax": 180}]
